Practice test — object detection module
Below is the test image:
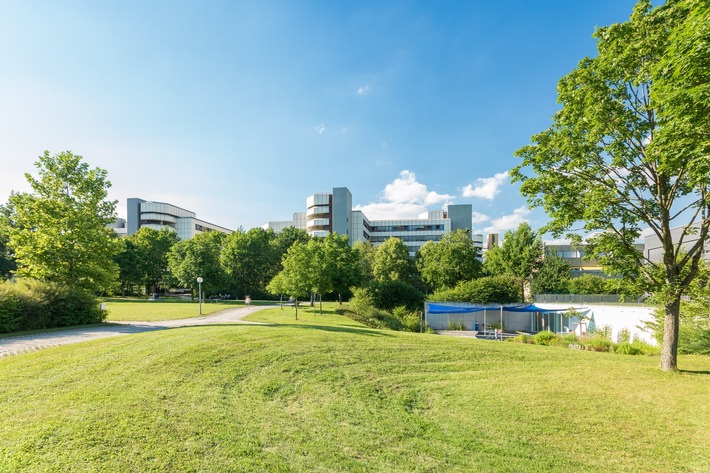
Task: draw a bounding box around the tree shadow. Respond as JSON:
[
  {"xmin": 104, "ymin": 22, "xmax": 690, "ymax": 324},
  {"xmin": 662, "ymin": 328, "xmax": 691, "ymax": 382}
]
[
  {"xmin": 168, "ymin": 323, "xmax": 393, "ymax": 337},
  {"xmin": 678, "ymin": 370, "xmax": 710, "ymax": 375}
]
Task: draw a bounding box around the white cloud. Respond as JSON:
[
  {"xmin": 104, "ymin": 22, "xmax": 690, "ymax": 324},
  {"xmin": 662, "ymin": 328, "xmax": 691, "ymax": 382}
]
[
  {"xmin": 483, "ymin": 206, "xmax": 530, "ymax": 235},
  {"xmin": 471, "ymin": 211, "xmax": 489, "ymax": 224},
  {"xmin": 357, "ymin": 85, "xmax": 370, "ymax": 95},
  {"xmin": 314, "ymin": 124, "xmax": 326, "ymax": 135},
  {"xmin": 462, "ymin": 171, "xmax": 509, "ymax": 200},
  {"xmin": 354, "ymin": 170, "xmax": 454, "ymax": 219}
]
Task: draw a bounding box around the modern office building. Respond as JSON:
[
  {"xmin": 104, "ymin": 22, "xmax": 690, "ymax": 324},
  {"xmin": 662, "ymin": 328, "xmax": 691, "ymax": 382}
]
[
  {"xmin": 125, "ymin": 198, "xmax": 232, "ymax": 241},
  {"xmin": 264, "ymin": 187, "xmax": 484, "ymax": 256}
]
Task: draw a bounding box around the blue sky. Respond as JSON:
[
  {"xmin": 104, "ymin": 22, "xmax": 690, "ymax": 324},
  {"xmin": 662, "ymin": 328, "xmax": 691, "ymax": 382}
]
[{"xmin": 0, "ymin": 1, "xmax": 642, "ymax": 236}]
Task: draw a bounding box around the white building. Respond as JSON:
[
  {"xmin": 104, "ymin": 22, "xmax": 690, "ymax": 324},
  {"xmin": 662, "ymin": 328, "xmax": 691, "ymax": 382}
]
[
  {"xmin": 264, "ymin": 187, "xmax": 483, "ymax": 256},
  {"xmin": 125, "ymin": 198, "xmax": 232, "ymax": 240}
]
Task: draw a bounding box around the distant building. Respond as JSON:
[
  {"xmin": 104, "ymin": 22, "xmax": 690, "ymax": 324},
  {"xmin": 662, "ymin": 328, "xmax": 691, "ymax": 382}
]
[
  {"xmin": 486, "ymin": 233, "xmax": 499, "ymax": 251},
  {"xmin": 643, "ymin": 224, "xmax": 710, "ymax": 264},
  {"xmin": 125, "ymin": 198, "xmax": 232, "ymax": 240},
  {"xmin": 263, "ymin": 187, "xmax": 483, "ymax": 256},
  {"xmin": 107, "ymin": 218, "xmax": 127, "ymax": 236},
  {"xmin": 544, "ymin": 239, "xmax": 645, "ymax": 277}
]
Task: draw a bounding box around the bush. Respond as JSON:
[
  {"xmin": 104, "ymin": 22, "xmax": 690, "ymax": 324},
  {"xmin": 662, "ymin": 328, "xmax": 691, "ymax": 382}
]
[
  {"xmin": 0, "ymin": 279, "xmax": 105, "ymax": 333},
  {"xmin": 447, "ymin": 320, "xmax": 465, "ymax": 331},
  {"xmin": 551, "ymin": 333, "xmax": 580, "ymax": 348},
  {"xmin": 393, "ymin": 306, "xmax": 423, "ymax": 333},
  {"xmin": 431, "ymin": 275, "xmax": 522, "ymax": 304},
  {"xmin": 615, "ymin": 341, "xmax": 642, "ymax": 355},
  {"xmin": 585, "ymin": 336, "xmax": 614, "ymax": 352},
  {"xmin": 534, "ymin": 330, "xmax": 558, "ymax": 346},
  {"xmin": 509, "ymin": 333, "xmax": 532, "ymax": 344},
  {"xmin": 360, "ymin": 280, "xmax": 424, "ymax": 312},
  {"xmin": 346, "ymin": 292, "xmax": 402, "ymax": 331}
]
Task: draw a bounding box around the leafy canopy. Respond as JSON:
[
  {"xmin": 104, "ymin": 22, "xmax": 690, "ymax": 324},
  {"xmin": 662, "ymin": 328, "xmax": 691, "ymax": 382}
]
[
  {"xmin": 512, "ymin": 0, "xmax": 710, "ymax": 370},
  {"xmin": 6, "ymin": 151, "xmax": 120, "ymax": 292}
]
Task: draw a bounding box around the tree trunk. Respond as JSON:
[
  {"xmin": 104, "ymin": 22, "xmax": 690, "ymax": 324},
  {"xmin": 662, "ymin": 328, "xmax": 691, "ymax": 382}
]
[{"xmin": 660, "ymin": 297, "xmax": 680, "ymax": 371}]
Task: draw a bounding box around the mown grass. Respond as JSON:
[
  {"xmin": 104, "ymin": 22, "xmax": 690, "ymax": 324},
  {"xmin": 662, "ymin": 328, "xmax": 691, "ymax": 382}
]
[
  {"xmin": 1, "ymin": 303, "xmax": 708, "ymax": 472},
  {"xmin": 103, "ymin": 298, "xmax": 244, "ymax": 321}
]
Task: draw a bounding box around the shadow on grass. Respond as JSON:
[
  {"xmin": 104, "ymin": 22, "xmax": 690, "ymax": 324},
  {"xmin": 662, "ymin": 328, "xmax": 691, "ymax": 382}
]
[
  {"xmin": 169, "ymin": 322, "xmax": 393, "ymax": 338},
  {"xmin": 678, "ymin": 369, "xmax": 710, "ymax": 375}
]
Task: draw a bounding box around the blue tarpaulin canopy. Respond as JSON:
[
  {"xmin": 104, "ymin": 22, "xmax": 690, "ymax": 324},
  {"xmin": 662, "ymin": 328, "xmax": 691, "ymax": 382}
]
[{"xmin": 426, "ymin": 303, "xmax": 572, "ymax": 314}]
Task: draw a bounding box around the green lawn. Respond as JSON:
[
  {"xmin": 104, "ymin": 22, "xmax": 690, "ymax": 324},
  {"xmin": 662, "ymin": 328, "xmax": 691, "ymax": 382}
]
[
  {"xmin": 103, "ymin": 298, "xmax": 245, "ymax": 321},
  {"xmin": 1, "ymin": 304, "xmax": 708, "ymax": 472}
]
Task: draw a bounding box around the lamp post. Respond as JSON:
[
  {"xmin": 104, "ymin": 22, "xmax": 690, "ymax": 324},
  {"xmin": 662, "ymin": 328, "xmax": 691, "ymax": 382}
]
[{"xmin": 196, "ymin": 277, "xmax": 203, "ymax": 315}]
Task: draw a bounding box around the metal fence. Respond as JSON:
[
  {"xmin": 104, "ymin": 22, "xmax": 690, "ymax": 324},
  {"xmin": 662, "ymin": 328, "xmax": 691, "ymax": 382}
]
[{"xmin": 533, "ymin": 294, "xmax": 647, "ymax": 304}]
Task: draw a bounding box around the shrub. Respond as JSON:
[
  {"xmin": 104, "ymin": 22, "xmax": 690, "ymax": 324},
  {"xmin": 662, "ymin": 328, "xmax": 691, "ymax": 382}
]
[
  {"xmin": 430, "ymin": 275, "xmax": 522, "ymax": 304},
  {"xmin": 361, "ymin": 280, "xmax": 424, "ymax": 312},
  {"xmin": 617, "ymin": 327, "xmax": 631, "ymax": 344},
  {"xmin": 534, "ymin": 330, "xmax": 558, "ymax": 346},
  {"xmin": 393, "ymin": 306, "xmax": 423, "ymax": 333},
  {"xmin": 585, "ymin": 336, "xmax": 614, "ymax": 352},
  {"xmin": 615, "ymin": 341, "xmax": 642, "ymax": 355},
  {"xmin": 551, "ymin": 333, "xmax": 580, "ymax": 348},
  {"xmin": 509, "ymin": 333, "xmax": 531, "ymax": 344},
  {"xmin": 0, "ymin": 279, "xmax": 105, "ymax": 333}
]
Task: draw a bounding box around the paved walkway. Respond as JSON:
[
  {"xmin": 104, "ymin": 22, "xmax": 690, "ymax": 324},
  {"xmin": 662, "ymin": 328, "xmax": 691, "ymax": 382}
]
[{"xmin": 0, "ymin": 305, "xmax": 270, "ymax": 359}]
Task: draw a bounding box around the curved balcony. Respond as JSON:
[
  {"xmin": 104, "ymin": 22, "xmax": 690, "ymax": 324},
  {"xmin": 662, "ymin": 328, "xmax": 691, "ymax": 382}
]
[{"xmin": 307, "ymin": 205, "xmax": 330, "ymax": 218}]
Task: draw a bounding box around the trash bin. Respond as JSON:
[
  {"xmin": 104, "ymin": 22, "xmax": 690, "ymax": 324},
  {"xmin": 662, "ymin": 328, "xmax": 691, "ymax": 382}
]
[{"xmin": 474, "ymin": 323, "xmax": 479, "ymax": 331}]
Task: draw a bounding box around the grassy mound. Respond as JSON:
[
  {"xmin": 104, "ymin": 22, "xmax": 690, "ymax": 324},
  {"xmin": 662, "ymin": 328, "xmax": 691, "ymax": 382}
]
[{"xmin": 1, "ymin": 304, "xmax": 708, "ymax": 472}]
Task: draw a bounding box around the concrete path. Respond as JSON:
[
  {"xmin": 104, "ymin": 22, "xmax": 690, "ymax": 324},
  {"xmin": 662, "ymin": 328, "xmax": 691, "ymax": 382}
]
[{"xmin": 0, "ymin": 305, "xmax": 271, "ymax": 359}]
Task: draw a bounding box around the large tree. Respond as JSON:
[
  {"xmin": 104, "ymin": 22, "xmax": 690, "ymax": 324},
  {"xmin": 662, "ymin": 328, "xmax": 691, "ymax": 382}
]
[
  {"xmin": 322, "ymin": 233, "xmax": 363, "ymax": 304},
  {"xmin": 416, "ymin": 229, "xmax": 482, "ymax": 291},
  {"xmin": 372, "ymin": 237, "xmax": 416, "ymax": 283},
  {"xmin": 512, "ymin": 0, "xmax": 709, "ymax": 370},
  {"xmin": 6, "ymin": 151, "xmax": 120, "ymax": 292},
  {"xmin": 484, "ymin": 222, "xmax": 543, "ymax": 300},
  {"xmin": 221, "ymin": 227, "xmax": 276, "ymax": 298},
  {"xmin": 167, "ymin": 231, "xmax": 228, "ymax": 298}
]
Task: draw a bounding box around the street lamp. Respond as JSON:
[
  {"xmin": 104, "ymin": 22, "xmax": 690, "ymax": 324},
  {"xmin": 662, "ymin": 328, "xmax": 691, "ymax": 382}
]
[{"xmin": 196, "ymin": 277, "xmax": 203, "ymax": 315}]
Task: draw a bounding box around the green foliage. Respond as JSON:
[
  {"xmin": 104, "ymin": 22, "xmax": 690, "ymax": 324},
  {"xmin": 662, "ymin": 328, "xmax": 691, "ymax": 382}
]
[
  {"xmin": 616, "ymin": 342, "xmax": 642, "ymax": 356},
  {"xmin": 484, "ymin": 223, "xmax": 543, "ymax": 295},
  {"xmin": 6, "ymin": 151, "xmax": 120, "ymax": 292},
  {"xmin": 167, "ymin": 231, "xmax": 228, "ymax": 296},
  {"xmin": 372, "ymin": 237, "xmax": 416, "ymax": 283},
  {"xmin": 115, "ymin": 227, "xmax": 179, "ymax": 295},
  {"xmin": 567, "ymin": 275, "xmax": 608, "ymax": 295},
  {"xmin": 0, "ymin": 279, "xmax": 104, "ymax": 333},
  {"xmin": 221, "ymin": 227, "xmax": 277, "ymax": 298},
  {"xmin": 345, "ymin": 289, "xmax": 402, "ymax": 331},
  {"xmin": 448, "ymin": 321, "xmax": 465, "ymax": 331},
  {"xmin": 416, "ymin": 229, "xmax": 482, "ymax": 291},
  {"xmin": 367, "ymin": 279, "xmax": 424, "ymax": 312},
  {"xmin": 322, "ymin": 233, "xmax": 363, "ymax": 302},
  {"xmin": 392, "ymin": 306, "xmax": 423, "ymax": 333},
  {"xmin": 531, "ymin": 252, "xmax": 571, "ymax": 294},
  {"xmin": 585, "ymin": 337, "xmax": 614, "ymax": 353},
  {"xmin": 512, "ymin": 0, "xmax": 710, "ymax": 370},
  {"xmin": 617, "ymin": 327, "xmax": 631, "ymax": 344},
  {"xmin": 509, "ymin": 333, "xmax": 533, "ymax": 344},
  {"xmin": 534, "ymin": 330, "xmax": 558, "ymax": 346},
  {"xmin": 0, "ymin": 204, "xmax": 17, "ymax": 279},
  {"xmin": 431, "ymin": 275, "xmax": 522, "ymax": 304}
]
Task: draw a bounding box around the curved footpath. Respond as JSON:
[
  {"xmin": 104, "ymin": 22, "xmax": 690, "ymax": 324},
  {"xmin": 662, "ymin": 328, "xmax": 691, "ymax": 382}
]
[{"xmin": 0, "ymin": 305, "xmax": 270, "ymax": 359}]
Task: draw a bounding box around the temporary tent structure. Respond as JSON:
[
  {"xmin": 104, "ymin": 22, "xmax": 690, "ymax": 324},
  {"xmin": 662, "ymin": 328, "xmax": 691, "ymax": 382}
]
[{"xmin": 425, "ymin": 302, "xmax": 588, "ymax": 334}]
